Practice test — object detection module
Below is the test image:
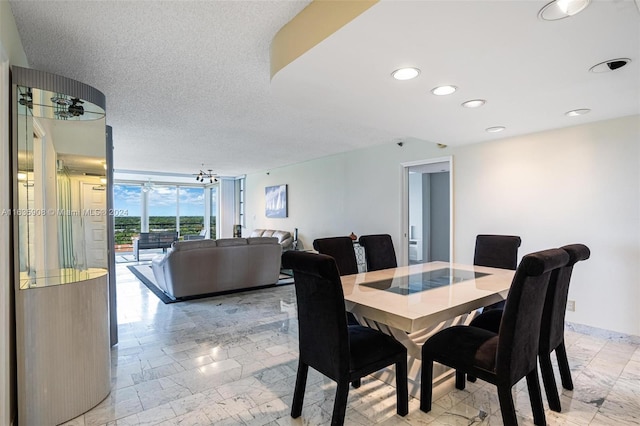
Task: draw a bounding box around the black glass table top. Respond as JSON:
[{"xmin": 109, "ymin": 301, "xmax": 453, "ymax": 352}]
[{"xmin": 360, "ymin": 268, "xmax": 491, "ymax": 295}]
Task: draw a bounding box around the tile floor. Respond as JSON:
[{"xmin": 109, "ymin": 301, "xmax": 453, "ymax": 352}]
[{"xmin": 63, "ymin": 263, "xmax": 640, "ymax": 425}]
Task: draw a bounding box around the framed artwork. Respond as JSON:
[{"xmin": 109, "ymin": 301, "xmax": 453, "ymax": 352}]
[{"xmin": 265, "ymin": 184, "xmax": 288, "ymax": 218}]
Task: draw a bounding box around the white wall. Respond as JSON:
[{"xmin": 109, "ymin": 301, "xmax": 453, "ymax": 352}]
[
  {"xmin": 246, "ymin": 115, "xmax": 640, "ymax": 336},
  {"xmin": 453, "ymin": 116, "xmax": 639, "ymax": 334}
]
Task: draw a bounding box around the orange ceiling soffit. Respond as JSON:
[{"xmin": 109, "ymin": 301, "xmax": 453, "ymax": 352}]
[{"xmin": 270, "ymin": 0, "xmax": 378, "ymax": 79}]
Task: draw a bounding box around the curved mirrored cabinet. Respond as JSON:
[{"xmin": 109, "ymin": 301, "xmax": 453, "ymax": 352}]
[
  {"xmin": 11, "ymin": 66, "xmax": 111, "ymax": 425},
  {"xmin": 14, "ymin": 72, "xmax": 107, "ymax": 287}
]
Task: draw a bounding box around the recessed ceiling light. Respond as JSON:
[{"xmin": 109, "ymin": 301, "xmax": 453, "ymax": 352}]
[
  {"xmin": 589, "ymin": 58, "xmax": 631, "ymax": 73},
  {"xmin": 431, "ymin": 85, "xmax": 457, "ymax": 96},
  {"xmin": 391, "ymin": 67, "xmax": 420, "ymax": 81},
  {"xmin": 462, "ymin": 99, "xmax": 486, "ymax": 108},
  {"xmin": 565, "ymin": 108, "xmax": 591, "ymax": 116},
  {"xmin": 486, "ymin": 126, "xmax": 506, "ymax": 133},
  {"xmin": 539, "ymin": 0, "xmax": 590, "ymax": 21}
]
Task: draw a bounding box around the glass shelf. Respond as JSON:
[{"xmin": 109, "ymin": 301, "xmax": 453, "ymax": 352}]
[{"xmin": 19, "ymin": 267, "xmax": 107, "ymax": 290}]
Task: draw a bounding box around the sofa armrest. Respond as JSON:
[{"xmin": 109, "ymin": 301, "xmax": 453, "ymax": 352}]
[
  {"xmin": 151, "ymin": 255, "xmax": 169, "ymax": 292},
  {"xmin": 279, "ymin": 236, "xmax": 293, "ymax": 249}
]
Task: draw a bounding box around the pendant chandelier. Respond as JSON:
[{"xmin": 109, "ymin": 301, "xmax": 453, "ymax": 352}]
[{"xmin": 195, "ymin": 167, "xmax": 218, "ymax": 184}]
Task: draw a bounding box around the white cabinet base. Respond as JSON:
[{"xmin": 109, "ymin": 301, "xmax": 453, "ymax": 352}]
[{"xmin": 16, "ymin": 272, "xmax": 111, "ymax": 426}]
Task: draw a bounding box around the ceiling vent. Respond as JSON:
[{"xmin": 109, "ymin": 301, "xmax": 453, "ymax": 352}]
[{"xmin": 590, "ymin": 58, "xmax": 631, "ymax": 73}]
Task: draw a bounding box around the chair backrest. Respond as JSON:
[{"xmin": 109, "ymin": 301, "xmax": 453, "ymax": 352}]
[
  {"xmin": 495, "ymin": 248, "xmax": 569, "ymax": 385},
  {"xmin": 312, "ymin": 237, "xmax": 359, "ymax": 276},
  {"xmin": 474, "ymin": 235, "xmax": 522, "ymax": 270},
  {"xmin": 359, "ymin": 234, "xmax": 397, "ymax": 271},
  {"xmin": 539, "ymin": 244, "xmax": 590, "ymax": 354},
  {"xmin": 282, "ymin": 251, "xmax": 350, "ymax": 380}
]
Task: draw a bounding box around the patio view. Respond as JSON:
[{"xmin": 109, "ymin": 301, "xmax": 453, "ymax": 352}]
[{"xmin": 113, "ymin": 183, "xmax": 218, "ymax": 261}]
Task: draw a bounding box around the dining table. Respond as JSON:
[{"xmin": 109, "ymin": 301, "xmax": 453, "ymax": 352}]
[{"xmin": 340, "ymin": 261, "xmax": 515, "ymax": 397}]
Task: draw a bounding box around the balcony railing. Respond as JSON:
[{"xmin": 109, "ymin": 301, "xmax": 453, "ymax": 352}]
[{"xmin": 114, "ymin": 217, "xmax": 215, "ymax": 246}]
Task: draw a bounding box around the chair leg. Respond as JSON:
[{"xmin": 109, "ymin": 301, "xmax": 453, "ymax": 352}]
[
  {"xmin": 331, "ymin": 380, "xmax": 350, "ymax": 426},
  {"xmin": 351, "ymin": 378, "xmax": 361, "ymax": 388},
  {"xmin": 419, "ymin": 359, "xmax": 434, "ymax": 413},
  {"xmin": 539, "ymin": 353, "xmax": 561, "ymax": 412},
  {"xmin": 395, "ymin": 359, "xmax": 409, "ymax": 416},
  {"xmin": 526, "ymin": 369, "xmax": 547, "ymax": 426},
  {"xmin": 455, "ymin": 370, "xmax": 466, "ymax": 390},
  {"xmin": 497, "ymin": 385, "xmax": 518, "ymax": 426},
  {"xmin": 291, "ymin": 363, "xmax": 308, "ymax": 418},
  {"xmin": 555, "ymin": 342, "xmax": 574, "ymax": 390}
]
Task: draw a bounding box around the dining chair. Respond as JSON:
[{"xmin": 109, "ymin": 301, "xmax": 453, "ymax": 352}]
[
  {"xmin": 474, "ymin": 234, "xmax": 522, "ymax": 310},
  {"xmin": 538, "ymin": 243, "xmax": 590, "ymax": 410},
  {"xmin": 420, "ymin": 248, "xmax": 570, "ymax": 426},
  {"xmin": 358, "ymin": 234, "xmax": 397, "ymax": 271},
  {"xmin": 474, "ymin": 234, "xmax": 522, "ymax": 269},
  {"xmin": 282, "ymin": 250, "xmax": 408, "ymax": 426},
  {"xmin": 312, "ymin": 236, "xmax": 360, "ymax": 326},
  {"xmin": 312, "ymin": 236, "xmax": 359, "ymax": 275},
  {"xmin": 470, "ymin": 244, "xmax": 591, "ymax": 412}
]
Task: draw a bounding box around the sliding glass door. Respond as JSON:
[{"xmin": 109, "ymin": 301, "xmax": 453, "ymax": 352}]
[
  {"xmin": 148, "ymin": 186, "xmax": 177, "ymax": 233},
  {"xmin": 179, "ymin": 187, "xmax": 205, "ymax": 238},
  {"xmin": 113, "ymin": 182, "xmax": 218, "ymax": 242},
  {"xmin": 113, "ymin": 184, "xmax": 142, "ymax": 247}
]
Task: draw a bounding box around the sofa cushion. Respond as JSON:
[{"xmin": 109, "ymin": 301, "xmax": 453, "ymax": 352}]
[
  {"xmin": 247, "ymin": 237, "xmax": 279, "ymax": 245},
  {"xmin": 216, "ymin": 238, "xmax": 248, "ymax": 247},
  {"xmin": 272, "ymin": 230, "xmax": 291, "ymax": 242},
  {"xmin": 250, "ymin": 229, "xmax": 293, "ymax": 248},
  {"xmin": 250, "ymin": 229, "xmax": 267, "ymax": 238},
  {"xmin": 172, "ymin": 239, "xmax": 217, "ymax": 251}
]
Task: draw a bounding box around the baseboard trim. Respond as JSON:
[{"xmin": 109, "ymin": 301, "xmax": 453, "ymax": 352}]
[{"xmin": 566, "ymin": 321, "xmax": 640, "ymax": 344}]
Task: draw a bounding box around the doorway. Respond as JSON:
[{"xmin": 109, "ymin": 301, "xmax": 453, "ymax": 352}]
[
  {"xmin": 400, "ymin": 157, "xmax": 452, "ymax": 265},
  {"xmin": 81, "ymin": 182, "xmax": 108, "ymax": 268}
]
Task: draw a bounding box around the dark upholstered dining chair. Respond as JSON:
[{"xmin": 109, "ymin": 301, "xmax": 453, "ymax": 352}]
[
  {"xmin": 474, "ymin": 234, "xmax": 522, "ymax": 270},
  {"xmin": 358, "ymin": 234, "xmax": 397, "ymax": 271},
  {"xmin": 420, "ymin": 248, "xmax": 570, "ymax": 426},
  {"xmin": 469, "ymin": 244, "xmax": 590, "ymax": 412},
  {"xmin": 282, "ymin": 251, "xmax": 408, "ymax": 426},
  {"xmin": 312, "ymin": 236, "xmax": 359, "ymax": 276},
  {"xmin": 474, "ymin": 234, "xmax": 522, "ymax": 311},
  {"xmin": 539, "ymin": 244, "xmax": 590, "ymax": 411},
  {"xmin": 313, "ymin": 236, "xmax": 360, "ymax": 326}
]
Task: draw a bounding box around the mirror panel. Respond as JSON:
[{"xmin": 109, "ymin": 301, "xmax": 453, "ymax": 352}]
[{"xmin": 14, "ymin": 80, "xmax": 107, "ymax": 289}]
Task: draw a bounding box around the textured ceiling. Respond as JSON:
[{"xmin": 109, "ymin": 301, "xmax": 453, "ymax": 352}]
[
  {"xmin": 272, "ymin": 0, "xmax": 640, "ymax": 146},
  {"xmin": 8, "ymin": 0, "xmax": 640, "ymax": 179}
]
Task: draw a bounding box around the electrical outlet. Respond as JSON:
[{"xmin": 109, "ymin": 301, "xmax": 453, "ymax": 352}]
[{"xmin": 567, "ymin": 300, "xmax": 576, "ymax": 312}]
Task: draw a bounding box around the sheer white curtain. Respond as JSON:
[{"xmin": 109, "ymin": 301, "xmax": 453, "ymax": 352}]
[{"xmin": 57, "ymin": 170, "xmax": 75, "ymax": 268}]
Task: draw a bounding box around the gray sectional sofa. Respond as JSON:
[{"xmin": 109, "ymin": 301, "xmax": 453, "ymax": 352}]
[
  {"xmin": 249, "ymin": 229, "xmax": 294, "ymax": 250},
  {"xmin": 151, "ymin": 237, "xmax": 282, "ymax": 300}
]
